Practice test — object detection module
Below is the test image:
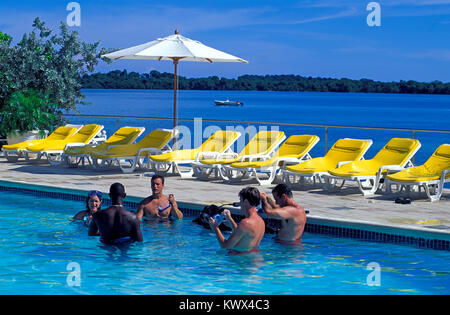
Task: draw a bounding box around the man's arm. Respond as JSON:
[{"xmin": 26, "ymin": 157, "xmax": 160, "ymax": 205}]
[
  {"xmin": 209, "ymin": 217, "xmax": 245, "ymax": 249},
  {"xmin": 131, "ymin": 216, "xmax": 143, "ymax": 242},
  {"xmin": 260, "ymin": 192, "xmax": 292, "ymax": 220},
  {"xmin": 222, "ymin": 209, "xmax": 237, "ymax": 231},
  {"xmin": 169, "ymin": 194, "xmax": 183, "ymax": 219},
  {"xmin": 136, "ymin": 201, "xmax": 145, "ymax": 220}
]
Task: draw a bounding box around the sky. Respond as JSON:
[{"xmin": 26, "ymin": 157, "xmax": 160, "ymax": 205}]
[{"xmin": 1, "ymin": 0, "xmax": 449, "ymax": 82}]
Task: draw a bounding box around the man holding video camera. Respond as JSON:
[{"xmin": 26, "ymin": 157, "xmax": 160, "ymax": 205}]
[{"xmin": 208, "ymin": 186, "xmax": 265, "ymax": 255}]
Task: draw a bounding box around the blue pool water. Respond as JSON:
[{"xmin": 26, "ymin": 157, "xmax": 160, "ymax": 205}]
[
  {"xmin": 70, "ymin": 89, "xmax": 450, "ymax": 166},
  {"xmin": 0, "ymin": 190, "xmax": 449, "ymax": 295}
]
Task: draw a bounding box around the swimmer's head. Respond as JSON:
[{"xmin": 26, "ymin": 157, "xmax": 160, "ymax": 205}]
[
  {"xmin": 238, "ymin": 186, "xmax": 260, "ymax": 211},
  {"xmin": 86, "ymin": 190, "xmax": 103, "ymax": 212},
  {"xmin": 272, "ymin": 184, "xmax": 292, "ymax": 206},
  {"xmin": 151, "ymin": 174, "xmax": 165, "ymax": 195},
  {"xmin": 109, "ymin": 183, "xmax": 126, "ymax": 199}
]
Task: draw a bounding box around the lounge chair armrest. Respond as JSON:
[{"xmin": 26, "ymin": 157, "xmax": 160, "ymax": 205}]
[
  {"xmin": 64, "ymin": 142, "xmax": 87, "ymax": 149},
  {"xmin": 377, "ymin": 165, "xmax": 405, "ymax": 176},
  {"xmin": 138, "ymin": 148, "xmax": 162, "ymax": 155},
  {"xmin": 336, "ymin": 160, "xmax": 353, "ymax": 168},
  {"xmin": 196, "ymin": 151, "xmax": 221, "ymax": 160},
  {"xmin": 240, "ymin": 154, "xmax": 271, "ymax": 162},
  {"xmin": 208, "ymin": 152, "xmax": 239, "ymax": 160},
  {"xmin": 441, "ymin": 169, "xmax": 450, "ymax": 181},
  {"xmin": 105, "ymin": 144, "xmax": 120, "ymax": 150}
]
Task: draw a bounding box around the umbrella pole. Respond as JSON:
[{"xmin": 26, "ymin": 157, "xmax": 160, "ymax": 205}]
[{"xmin": 173, "ymin": 59, "xmax": 179, "ymax": 147}]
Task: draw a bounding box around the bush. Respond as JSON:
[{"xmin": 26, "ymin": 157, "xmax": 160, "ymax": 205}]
[
  {"xmin": 0, "ymin": 89, "xmax": 57, "ymax": 137},
  {"xmin": 0, "ymin": 17, "xmax": 110, "ymax": 136}
]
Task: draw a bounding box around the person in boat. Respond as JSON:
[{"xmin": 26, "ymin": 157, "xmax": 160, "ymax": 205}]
[
  {"xmin": 136, "ymin": 174, "xmax": 183, "ymax": 221},
  {"xmin": 72, "ymin": 190, "xmax": 103, "ymax": 227},
  {"xmin": 260, "ymin": 184, "xmax": 306, "ymax": 244},
  {"xmin": 88, "ymin": 183, "xmax": 143, "ymax": 245},
  {"xmin": 208, "ymin": 186, "xmax": 265, "ymax": 255}
]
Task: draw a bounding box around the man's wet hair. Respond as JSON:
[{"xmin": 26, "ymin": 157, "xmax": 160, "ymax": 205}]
[
  {"xmin": 151, "ymin": 174, "xmax": 165, "ymax": 185},
  {"xmin": 110, "ymin": 182, "xmax": 126, "ymax": 197},
  {"xmin": 272, "ymin": 183, "xmax": 293, "ymax": 198},
  {"xmin": 238, "ymin": 186, "xmax": 260, "ymax": 207}
]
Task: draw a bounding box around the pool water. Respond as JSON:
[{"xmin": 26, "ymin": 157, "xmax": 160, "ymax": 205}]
[{"xmin": 0, "ymin": 190, "xmax": 449, "ymax": 295}]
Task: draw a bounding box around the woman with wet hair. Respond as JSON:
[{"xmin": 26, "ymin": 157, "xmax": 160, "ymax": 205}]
[{"xmin": 72, "ymin": 190, "xmax": 103, "ymax": 226}]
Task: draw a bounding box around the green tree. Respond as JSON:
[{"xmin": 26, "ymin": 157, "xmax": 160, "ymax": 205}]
[{"xmin": 0, "ymin": 17, "xmax": 110, "ymax": 135}]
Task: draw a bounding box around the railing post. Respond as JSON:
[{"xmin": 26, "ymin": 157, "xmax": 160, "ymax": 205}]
[
  {"xmin": 325, "ymin": 126, "xmax": 328, "ymax": 155},
  {"xmin": 116, "ymin": 118, "xmax": 119, "ymax": 131},
  {"xmin": 413, "ymin": 130, "xmax": 416, "ymax": 165}
]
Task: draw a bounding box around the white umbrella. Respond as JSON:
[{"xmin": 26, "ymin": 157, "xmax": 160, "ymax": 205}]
[{"xmin": 102, "ymin": 30, "xmax": 248, "ymax": 139}]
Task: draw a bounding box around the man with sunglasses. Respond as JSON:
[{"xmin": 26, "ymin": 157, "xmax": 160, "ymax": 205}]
[{"xmin": 89, "ymin": 183, "xmax": 143, "ymax": 245}]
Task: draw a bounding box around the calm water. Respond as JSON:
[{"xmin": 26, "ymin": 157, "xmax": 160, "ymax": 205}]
[
  {"xmin": 0, "ymin": 190, "xmax": 449, "ymax": 295},
  {"xmin": 71, "ymin": 89, "xmax": 450, "ymax": 165}
]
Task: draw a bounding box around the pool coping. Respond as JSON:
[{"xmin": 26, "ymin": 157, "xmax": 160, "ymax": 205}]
[{"xmin": 0, "ymin": 179, "xmax": 448, "ymax": 251}]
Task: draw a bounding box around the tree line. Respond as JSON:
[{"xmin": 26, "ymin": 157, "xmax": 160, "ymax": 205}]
[{"xmin": 81, "ymin": 70, "xmax": 450, "ymax": 95}]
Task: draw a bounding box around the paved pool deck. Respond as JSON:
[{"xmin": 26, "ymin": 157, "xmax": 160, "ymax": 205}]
[{"xmin": 0, "ymin": 157, "xmax": 449, "ymax": 242}]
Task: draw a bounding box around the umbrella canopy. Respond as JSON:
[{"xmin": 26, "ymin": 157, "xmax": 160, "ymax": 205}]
[{"xmin": 102, "ymin": 30, "xmax": 248, "ymax": 142}]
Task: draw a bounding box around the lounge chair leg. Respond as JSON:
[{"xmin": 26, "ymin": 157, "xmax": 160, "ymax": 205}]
[
  {"xmin": 47, "ymin": 153, "xmax": 63, "ymax": 166},
  {"xmin": 24, "ymin": 152, "xmax": 42, "ymax": 162},
  {"xmin": 255, "ymin": 167, "xmax": 276, "ymax": 186},
  {"xmin": 357, "ymin": 180, "xmax": 377, "ymax": 197},
  {"xmin": 118, "ymin": 158, "xmax": 138, "ymax": 173},
  {"xmin": 5, "ymin": 152, "xmax": 20, "ymax": 162},
  {"xmin": 172, "ymin": 163, "xmax": 194, "ymax": 179}
]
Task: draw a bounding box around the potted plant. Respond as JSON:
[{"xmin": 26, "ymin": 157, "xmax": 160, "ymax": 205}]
[{"xmin": 0, "ymin": 89, "xmax": 58, "ymax": 144}]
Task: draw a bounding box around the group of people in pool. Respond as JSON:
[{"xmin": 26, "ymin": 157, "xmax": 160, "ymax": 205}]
[{"xmin": 73, "ymin": 174, "xmax": 307, "ymax": 253}]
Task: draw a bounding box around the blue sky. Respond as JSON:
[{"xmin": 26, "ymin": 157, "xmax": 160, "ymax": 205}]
[{"xmin": 1, "ymin": 0, "xmax": 450, "ymax": 82}]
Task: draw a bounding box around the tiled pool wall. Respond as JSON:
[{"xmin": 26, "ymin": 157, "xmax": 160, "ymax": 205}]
[{"xmin": 0, "ymin": 181, "xmax": 448, "ymax": 251}]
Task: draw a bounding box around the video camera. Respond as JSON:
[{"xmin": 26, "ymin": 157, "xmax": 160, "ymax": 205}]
[{"xmin": 192, "ymin": 202, "xmax": 239, "ymax": 231}]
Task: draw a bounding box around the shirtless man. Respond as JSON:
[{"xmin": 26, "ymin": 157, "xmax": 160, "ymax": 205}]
[
  {"xmin": 136, "ymin": 174, "xmax": 183, "ymax": 220},
  {"xmin": 88, "ymin": 183, "xmax": 143, "ymax": 245},
  {"xmin": 208, "ymin": 186, "xmax": 265, "ymax": 254},
  {"xmin": 260, "ymin": 183, "xmax": 306, "ymax": 244}
]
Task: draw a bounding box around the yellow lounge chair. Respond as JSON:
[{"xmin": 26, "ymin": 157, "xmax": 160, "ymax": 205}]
[
  {"xmin": 222, "ymin": 134, "xmax": 319, "ymax": 185},
  {"xmin": 149, "ymin": 130, "xmax": 242, "ymax": 178},
  {"xmin": 325, "ymin": 138, "xmax": 421, "ymax": 196},
  {"xmin": 89, "ymin": 129, "xmax": 176, "ymax": 173},
  {"xmin": 2, "ymin": 125, "xmax": 81, "ymax": 162},
  {"xmin": 385, "ymin": 144, "xmax": 450, "ymax": 202},
  {"xmin": 283, "ymin": 138, "xmax": 373, "ymax": 186},
  {"xmin": 23, "ymin": 124, "xmax": 105, "ymax": 165},
  {"xmin": 62, "ymin": 126, "xmax": 145, "ymax": 167},
  {"xmin": 194, "ymin": 130, "xmax": 286, "ymax": 182}
]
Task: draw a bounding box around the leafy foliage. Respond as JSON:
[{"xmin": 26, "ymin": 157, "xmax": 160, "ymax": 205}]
[
  {"xmin": 0, "ymin": 17, "xmax": 110, "ymax": 135},
  {"xmin": 0, "ymin": 89, "xmax": 57, "ymax": 136},
  {"xmin": 81, "ymin": 70, "xmax": 450, "ymax": 95}
]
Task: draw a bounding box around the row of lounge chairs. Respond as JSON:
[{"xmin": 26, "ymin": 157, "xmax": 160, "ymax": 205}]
[{"xmin": 2, "ymin": 125, "xmax": 449, "ymax": 201}]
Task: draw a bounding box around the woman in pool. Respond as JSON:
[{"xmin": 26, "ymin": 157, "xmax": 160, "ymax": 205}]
[{"xmin": 72, "ymin": 190, "xmax": 103, "ymax": 226}]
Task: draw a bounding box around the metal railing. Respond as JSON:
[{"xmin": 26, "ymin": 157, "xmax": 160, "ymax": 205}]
[{"xmin": 63, "ymin": 113, "xmax": 450, "ymax": 163}]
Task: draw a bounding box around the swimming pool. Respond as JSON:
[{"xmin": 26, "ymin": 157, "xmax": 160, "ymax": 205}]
[{"xmin": 0, "ymin": 189, "xmax": 449, "ymax": 295}]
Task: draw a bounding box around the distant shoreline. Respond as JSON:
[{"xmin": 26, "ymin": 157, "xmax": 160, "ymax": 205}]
[{"xmin": 81, "ymin": 70, "xmax": 450, "ymax": 95}]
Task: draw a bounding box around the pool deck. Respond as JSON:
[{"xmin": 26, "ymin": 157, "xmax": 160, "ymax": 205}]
[{"xmin": 0, "ymin": 158, "xmax": 449, "ymax": 242}]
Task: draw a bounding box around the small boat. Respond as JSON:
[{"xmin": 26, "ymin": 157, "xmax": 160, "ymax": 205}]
[{"xmin": 214, "ymin": 99, "xmax": 244, "ymax": 106}]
